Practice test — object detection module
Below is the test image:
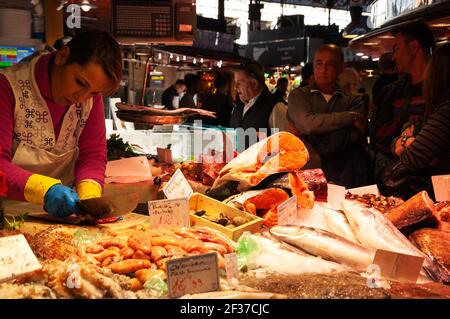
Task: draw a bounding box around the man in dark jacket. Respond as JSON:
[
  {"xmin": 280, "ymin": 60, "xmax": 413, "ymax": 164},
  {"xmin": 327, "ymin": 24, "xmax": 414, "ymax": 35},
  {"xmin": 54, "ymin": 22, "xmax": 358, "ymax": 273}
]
[
  {"xmin": 272, "ymin": 77, "xmax": 288, "ymax": 104},
  {"xmin": 161, "ymin": 79, "xmax": 185, "ymax": 109},
  {"xmin": 287, "ymin": 44, "xmax": 370, "ymax": 188},
  {"xmin": 229, "ymin": 61, "xmax": 279, "ymax": 149}
]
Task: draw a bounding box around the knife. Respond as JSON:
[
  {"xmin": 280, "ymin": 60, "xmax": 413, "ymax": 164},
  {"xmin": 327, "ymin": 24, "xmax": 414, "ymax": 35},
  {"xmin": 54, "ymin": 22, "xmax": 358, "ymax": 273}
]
[{"xmin": 78, "ymin": 192, "xmax": 140, "ymax": 217}]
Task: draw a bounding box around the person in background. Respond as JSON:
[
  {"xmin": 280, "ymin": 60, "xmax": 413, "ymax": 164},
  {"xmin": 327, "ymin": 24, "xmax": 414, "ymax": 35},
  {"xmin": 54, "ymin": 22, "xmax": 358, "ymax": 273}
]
[
  {"xmin": 299, "ymin": 62, "xmax": 314, "ymax": 87},
  {"xmin": 338, "ymin": 67, "xmax": 360, "ymax": 95},
  {"xmin": 272, "ymin": 77, "xmax": 288, "ymax": 104},
  {"xmin": 180, "ymin": 73, "xmax": 201, "ymax": 108},
  {"xmin": 370, "ymin": 22, "xmax": 434, "ymax": 180},
  {"xmin": 371, "ymin": 52, "xmax": 397, "ymax": 102},
  {"xmin": 0, "ymin": 30, "xmax": 122, "ymax": 217},
  {"xmin": 382, "ymin": 42, "xmax": 450, "ymax": 199},
  {"xmin": 287, "ymin": 44, "xmax": 370, "ymax": 188},
  {"xmin": 229, "ymin": 61, "xmax": 282, "ymax": 148},
  {"xmin": 161, "ymin": 79, "xmax": 186, "ymax": 110},
  {"xmin": 201, "ymin": 72, "xmax": 233, "ymax": 127}
]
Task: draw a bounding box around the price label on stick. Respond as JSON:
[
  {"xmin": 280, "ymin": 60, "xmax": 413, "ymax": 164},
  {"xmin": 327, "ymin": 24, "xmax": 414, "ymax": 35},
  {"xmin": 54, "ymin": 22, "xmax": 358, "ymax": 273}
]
[
  {"xmin": 166, "ymin": 253, "xmax": 220, "ymax": 298},
  {"xmin": 327, "ymin": 184, "xmax": 346, "ymax": 210},
  {"xmin": 224, "ymin": 253, "xmax": 239, "ymax": 285},
  {"xmin": 163, "ymin": 169, "xmax": 193, "ymax": 200},
  {"xmin": 0, "ymin": 234, "xmax": 42, "ymax": 283},
  {"xmin": 372, "ymin": 249, "xmax": 424, "ymax": 283},
  {"xmin": 148, "ymin": 198, "xmax": 190, "ymax": 228},
  {"xmin": 277, "ymin": 195, "xmax": 297, "ymax": 226}
]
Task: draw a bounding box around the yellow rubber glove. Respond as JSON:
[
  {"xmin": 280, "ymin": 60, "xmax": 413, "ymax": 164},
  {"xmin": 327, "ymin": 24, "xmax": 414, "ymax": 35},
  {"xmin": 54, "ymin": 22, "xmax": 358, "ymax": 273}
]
[
  {"xmin": 76, "ymin": 179, "xmax": 102, "ymax": 200},
  {"xmin": 24, "ymin": 174, "xmax": 61, "ymax": 205}
]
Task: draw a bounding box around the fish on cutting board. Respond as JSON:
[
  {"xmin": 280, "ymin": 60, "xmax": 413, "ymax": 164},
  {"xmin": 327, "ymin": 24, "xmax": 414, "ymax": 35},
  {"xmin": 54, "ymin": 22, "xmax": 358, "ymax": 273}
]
[
  {"xmin": 341, "ymin": 199, "xmax": 442, "ymax": 283},
  {"xmin": 270, "ymin": 225, "xmax": 375, "ymax": 271}
]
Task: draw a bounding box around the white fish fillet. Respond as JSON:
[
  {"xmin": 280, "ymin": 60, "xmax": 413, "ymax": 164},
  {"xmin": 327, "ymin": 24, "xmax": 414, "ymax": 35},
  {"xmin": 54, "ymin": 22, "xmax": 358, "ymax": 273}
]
[
  {"xmin": 322, "ymin": 207, "xmax": 360, "ymax": 244},
  {"xmin": 270, "ymin": 225, "xmax": 375, "ymax": 271}
]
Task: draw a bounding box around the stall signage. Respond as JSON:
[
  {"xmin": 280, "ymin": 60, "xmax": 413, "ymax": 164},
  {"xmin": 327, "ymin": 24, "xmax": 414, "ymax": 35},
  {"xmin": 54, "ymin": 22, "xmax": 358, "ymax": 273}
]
[
  {"xmin": 371, "ymin": 249, "xmax": 424, "ymax": 283},
  {"xmin": 163, "ymin": 169, "xmax": 193, "ymax": 200},
  {"xmin": 148, "ymin": 198, "xmax": 190, "ymax": 228},
  {"xmin": 0, "ymin": 234, "xmax": 42, "ymax": 283},
  {"xmin": 431, "ymin": 174, "xmax": 450, "ymax": 202},
  {"xmin": 166, "ymin": 252, "xmax": 219, "ymax": 298},
  {"xmin": 224, "ymin": 253, "xmax": 239, "ymax": 285},
  {"xmin": 327, "ymin": 184, "xmax": 347, "ymax": 210},
  {"xmin": 277, "ymin": 195, "xmax": 298, "ymax": 226}
]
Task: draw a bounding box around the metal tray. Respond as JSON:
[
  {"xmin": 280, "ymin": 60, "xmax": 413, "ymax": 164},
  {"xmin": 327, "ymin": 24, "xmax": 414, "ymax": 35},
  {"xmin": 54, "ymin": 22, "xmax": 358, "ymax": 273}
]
[{"xmin": 116, "ymin": 110, "xmax": 188, "ymax": 126}]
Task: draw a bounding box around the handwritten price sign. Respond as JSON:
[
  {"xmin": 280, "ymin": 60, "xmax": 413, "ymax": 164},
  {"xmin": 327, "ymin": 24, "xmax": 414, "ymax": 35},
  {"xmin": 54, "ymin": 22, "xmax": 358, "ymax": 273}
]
[
  {"xmin": 166, "ymin": 252, "xmax": 219, "ymax": 298},
  {"xmin": 0, "ymin": 234, "xmax": 42, "ymax": 283},
  {"xmin": 277, "ymin": 195, "xmax": 297, "ymax": 226},
  {"xmin": 163, "ymin": 169, "xmax": 193, "ymax": 200},
  {"xmin": 148, "ymin": 198, "xmax": 190, "ymax": 228}
]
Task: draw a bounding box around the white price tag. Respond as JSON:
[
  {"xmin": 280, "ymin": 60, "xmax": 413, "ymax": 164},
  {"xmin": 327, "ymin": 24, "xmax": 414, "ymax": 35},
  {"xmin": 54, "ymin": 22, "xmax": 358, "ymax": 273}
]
[
  {"xmin": 347, "ymin": 184, "xmax": 380, "ymax": 197},
  {"xmin": 327, "ymin": 184, "xmax": 346, "ymax": 210},
  {"xmin": 0, "ymin": 234, "xmax": 42, "ymax": 283},
  {"xmin": 163, "ymin": 169, "xmax": 193, "ymax": 200},
  {"xmin": 224, "ymin": 253, "xmax": 239, "ymax": 285},
  {"xmin": 166, "ymin": 253, "xmax": 220, "ymax": 298},
  {"xmin": 432, "ymin": 175, "xmax": 450, "ymax": 202},
  {"xmin": 277, "ymin": 195, "xmax": 297, "ymax": 226},
  {"xmin": 148, "ymin": 198, "xmax": 190, "ymax": 228},
  {"xmin": 372, "ymin": 249, "xmax": 424, "ymax": 283}
]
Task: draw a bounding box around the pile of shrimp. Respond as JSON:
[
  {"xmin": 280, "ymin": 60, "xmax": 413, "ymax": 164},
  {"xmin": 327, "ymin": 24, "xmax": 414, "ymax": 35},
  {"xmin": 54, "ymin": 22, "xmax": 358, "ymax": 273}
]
[{"xmin": 79, "ymin": 226, "xmax": 235, "ymax": 291}]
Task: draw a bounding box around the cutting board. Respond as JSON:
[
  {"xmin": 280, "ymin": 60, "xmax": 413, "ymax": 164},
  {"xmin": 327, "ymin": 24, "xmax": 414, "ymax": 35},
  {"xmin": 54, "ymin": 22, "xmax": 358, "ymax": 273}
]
[{"xmin": 22, "ymin": 212, "xmax": 152, "ymax": 235}]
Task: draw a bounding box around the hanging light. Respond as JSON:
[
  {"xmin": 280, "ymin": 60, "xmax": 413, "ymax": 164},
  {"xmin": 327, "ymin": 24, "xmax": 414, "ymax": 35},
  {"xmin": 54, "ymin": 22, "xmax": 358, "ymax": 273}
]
[
  {"xmin": 81, "ymin": 0, "xmax": 92, "ymax": 12},
  {"xmin": 170, "ymin": 53, "xmax": 173, "ymax": 59},
  {"xmin": 183, "ymin": 55, "xmax": 186, "ymax": 61},
  {"xmin": 200, "ymin": 58, "xmax": 204, "ymax": 63},
  {"xmin": 158, "ymin": 53, "xmax": 162, "ymax": 60},
  {"xmin": 193, "ymin": 58, "xmax": 197, "ymax": 64},
  {"xmin": 176, "ymin": 55, "xmax": 180, "ymax": 62}
]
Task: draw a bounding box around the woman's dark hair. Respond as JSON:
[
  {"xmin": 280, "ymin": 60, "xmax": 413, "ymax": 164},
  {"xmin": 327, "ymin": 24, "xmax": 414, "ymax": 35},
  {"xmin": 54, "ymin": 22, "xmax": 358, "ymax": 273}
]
[
  {"xmin": 65, "ymin": 29, "xmax": 122, "ymax": 96},
  {"xmin": 423, "ymin": 42, "xmax": 450, "ymax": 115}
]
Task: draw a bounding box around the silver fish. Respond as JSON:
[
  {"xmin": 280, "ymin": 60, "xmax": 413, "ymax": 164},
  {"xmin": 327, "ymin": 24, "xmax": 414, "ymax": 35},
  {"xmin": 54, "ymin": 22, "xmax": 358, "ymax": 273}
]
[
  {"xmin": 341, "ymin": 199, "xmax": 441, "ymax": 282},
  {"xmin": 270, "ymin": 225, "xmax": 375, "ymax": 271}
]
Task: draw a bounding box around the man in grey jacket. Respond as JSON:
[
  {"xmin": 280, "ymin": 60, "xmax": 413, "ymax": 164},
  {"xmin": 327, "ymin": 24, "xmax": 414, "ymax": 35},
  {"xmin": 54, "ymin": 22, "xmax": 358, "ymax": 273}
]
[{"xmin": 287, "ymin": 44, "xmax": 371, "ymax": 188}]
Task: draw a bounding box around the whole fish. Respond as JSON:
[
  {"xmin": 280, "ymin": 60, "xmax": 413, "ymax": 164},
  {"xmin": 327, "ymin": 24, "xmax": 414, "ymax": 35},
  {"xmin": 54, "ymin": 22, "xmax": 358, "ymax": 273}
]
[
  {"xmin": 341, "ymin": 199, "xmax": 442, "ymax": 282},
  {"xmin": 322, "ymin": 207, "xmax": 359, "ymax": 244},
  {"xmin": 270, "ymin": 225, "xmax": 375, "ymax": 271}
]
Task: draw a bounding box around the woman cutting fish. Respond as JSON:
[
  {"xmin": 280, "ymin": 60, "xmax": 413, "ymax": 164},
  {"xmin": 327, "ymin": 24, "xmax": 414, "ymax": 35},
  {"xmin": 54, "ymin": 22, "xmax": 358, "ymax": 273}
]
[{"xmin": 0, "ymin": 30, "xmax": 122, "ymax": 217}]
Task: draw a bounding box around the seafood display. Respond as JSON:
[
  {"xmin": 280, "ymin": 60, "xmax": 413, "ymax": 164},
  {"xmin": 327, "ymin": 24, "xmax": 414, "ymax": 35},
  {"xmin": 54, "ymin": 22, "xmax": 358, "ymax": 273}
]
[
  {"xmin": 270, "ymin": 225, "xmax": 375, "ymax": 271},
  {"xmin": 345, "ymin": 192, "xmax": 403, "ymax": 212},
  {"xmin": 410, "ymin": 228, "xmax": 450, "ymax": 283},
  {"xmin": 208, "ymin": 132, "xmax": 309, "ymax": 200}
]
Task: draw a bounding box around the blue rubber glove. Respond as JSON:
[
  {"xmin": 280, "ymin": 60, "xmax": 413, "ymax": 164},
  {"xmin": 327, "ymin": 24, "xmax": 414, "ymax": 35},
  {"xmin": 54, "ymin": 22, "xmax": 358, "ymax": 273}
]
[{"xmin": 44, "ymin": 184, "xmax": 80, "ymax": 217}]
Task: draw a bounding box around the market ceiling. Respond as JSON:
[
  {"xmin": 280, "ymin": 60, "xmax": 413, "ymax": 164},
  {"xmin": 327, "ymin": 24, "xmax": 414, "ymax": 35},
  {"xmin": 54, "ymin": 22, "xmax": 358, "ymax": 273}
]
[{"xmin": 349, "ymin": 1, "xmax": 450, "ymax": 60}]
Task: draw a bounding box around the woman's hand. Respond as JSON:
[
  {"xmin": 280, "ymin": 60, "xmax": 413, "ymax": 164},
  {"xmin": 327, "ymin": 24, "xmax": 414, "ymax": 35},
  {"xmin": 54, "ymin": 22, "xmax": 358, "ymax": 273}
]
[{"xmin": 394, "ymin": 125, "xmax": 416, "ymax": 156}]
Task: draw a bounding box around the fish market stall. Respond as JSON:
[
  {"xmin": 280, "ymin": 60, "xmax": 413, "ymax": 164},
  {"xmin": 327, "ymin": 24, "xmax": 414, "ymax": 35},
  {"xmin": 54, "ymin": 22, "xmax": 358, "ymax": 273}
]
[{"xmin": 1, "ymin": 132, "xmax": 450, "ymax": 299}]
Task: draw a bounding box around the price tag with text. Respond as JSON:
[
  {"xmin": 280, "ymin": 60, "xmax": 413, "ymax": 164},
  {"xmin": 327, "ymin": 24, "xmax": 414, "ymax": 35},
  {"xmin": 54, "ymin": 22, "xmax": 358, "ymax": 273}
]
[
  {"xmin": 163, "ymin": 168, "xmax": 193, "ymax": 200},
  {"xmin": 327, "ymin": 184, "xmax": 346, "ymax": 210},
  {"xmin": 148, "ymin": 198, "xmax": 190, "ymax": 228},
  {"xmin": 277, "ymin": 195, "xmax": 297, "ymax": 226},
  {"xmin": 166, "ymin": 252, "xmax": 219, "ymax": 298},
  {"xmin": 224, "ymin": 253, "xmax": 239, "ymax": 285},
  {"xmin": 0, "ymin": 234, "xmax": 42, "ymax": 283},
  {"xmin": 372, "ymin": 249, "xmax": 424, "ymax": 283}
]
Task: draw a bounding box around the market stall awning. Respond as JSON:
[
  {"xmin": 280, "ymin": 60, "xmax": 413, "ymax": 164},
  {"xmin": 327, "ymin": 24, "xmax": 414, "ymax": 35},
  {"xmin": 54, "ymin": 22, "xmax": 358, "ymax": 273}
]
[{"xmin": 349, "ymin": 1, "xmax": 450, "ymax": 59}]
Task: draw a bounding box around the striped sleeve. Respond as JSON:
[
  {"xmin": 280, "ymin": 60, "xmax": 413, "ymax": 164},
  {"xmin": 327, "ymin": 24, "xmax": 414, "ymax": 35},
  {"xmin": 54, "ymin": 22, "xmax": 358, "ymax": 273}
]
[{"xmin": 400, "ymin": 101, "xmax": 450, "ymax": 172}]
